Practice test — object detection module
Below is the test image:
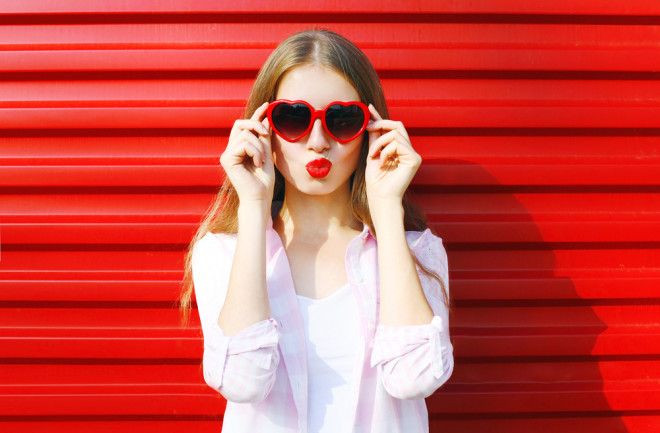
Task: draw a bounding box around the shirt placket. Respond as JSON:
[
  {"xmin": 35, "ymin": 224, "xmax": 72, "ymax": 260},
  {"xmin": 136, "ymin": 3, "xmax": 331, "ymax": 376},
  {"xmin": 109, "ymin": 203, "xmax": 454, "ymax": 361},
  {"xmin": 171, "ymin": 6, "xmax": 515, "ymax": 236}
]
[
  {"xmin": 345, "ymin": 227, "xmax": 378, "ymax": 432},
  {"xmin": 266, "ymin": 228, "xmax": 309, "ymax": 433}
]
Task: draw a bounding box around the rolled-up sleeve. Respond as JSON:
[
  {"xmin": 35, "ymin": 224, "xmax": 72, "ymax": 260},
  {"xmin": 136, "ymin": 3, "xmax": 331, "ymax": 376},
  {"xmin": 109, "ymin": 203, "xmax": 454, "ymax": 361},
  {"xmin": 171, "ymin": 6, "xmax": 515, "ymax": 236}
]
[
  {"xmin": 370, "ymin": 230, "xmax": 454, "ymax": 400},
  {"xmin": 203, "ymin": 317, "xmax": 280, "ymax": 403},
  {"xmin": 192, "ymin": 233, "xmax": 281, "ymax": 403}
]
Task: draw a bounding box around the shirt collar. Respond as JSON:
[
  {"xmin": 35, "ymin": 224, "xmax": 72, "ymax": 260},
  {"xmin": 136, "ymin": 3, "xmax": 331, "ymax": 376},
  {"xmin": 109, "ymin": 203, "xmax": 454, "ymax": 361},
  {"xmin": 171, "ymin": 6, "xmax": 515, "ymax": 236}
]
[
  {"xmin": 267, "ymin": 215, "xmax": 374, "ymax": 240},
  {"xmin": 360, "ymin": 221, "xmax": 374, "ymax": 240}
]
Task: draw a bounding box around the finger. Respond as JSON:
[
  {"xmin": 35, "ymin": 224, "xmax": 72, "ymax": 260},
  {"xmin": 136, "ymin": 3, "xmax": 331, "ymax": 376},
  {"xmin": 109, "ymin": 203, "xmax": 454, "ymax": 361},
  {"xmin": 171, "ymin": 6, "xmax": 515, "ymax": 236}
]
[
  {"xmin": 368, "ymin": 128, "xmax": 381, "ymax": 149},
  {"xmin": 222, "ymin": 138, "xmax": 253, "ymax": 167},
  {"xmin": 369, "ymin": 129, "xmax": 399, "ymax": 158},
  {"xmin": 366, "ymin": 119, "xmax": 402, "ymax": 132},
  {"xmin": 239, "ymin": 129, "xmax": 265, "ymax": 152},
  {"xmin": 368, "ymin": 103, "xmax": 383, "ymax": 121},
  {"xmin": 366, "ymin": 104, "xmax": 382, "ymax": 141},
  {"xmin": 242, "ymin": 141, "xmax": 262, "ymax": 168},
  {"xmin": 224, "ymin": 130, "xmax": 264, "ymax": 168},
  {"xmin": 261, "ymin": 116, "xmax": 271, "ymax": 143},
  {"xmin": 251, "ymin": 101, "xmax": 269, "ymax": 121},
  {"xmin": 379, "ymin": 142, "xmax": 399, "ymax": 168},
  {"xmin": 260, "ymin": 116, "xmax": 273, "ymax": 156},
  {"xmin": 367, "ymin": 119, "xmax": 409, "ymax": 141},
  {"xmin": 239, "ymin": 130, "xmax": 267, "ymax": 166},
  {"xmin": 234, "ymin": 119, "xmax": 268, "ymax": 136}
]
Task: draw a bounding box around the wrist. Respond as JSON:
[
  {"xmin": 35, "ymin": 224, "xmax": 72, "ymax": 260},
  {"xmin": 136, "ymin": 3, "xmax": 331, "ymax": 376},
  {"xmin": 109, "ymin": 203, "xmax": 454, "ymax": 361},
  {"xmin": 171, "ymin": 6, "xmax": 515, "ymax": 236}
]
[
  {"xmin": 370, "ymin": 197, "xmax": 403, "ymax": 213},
  {"xmin": 238, "ymin": 198, "xmax": 271, "ymax": 212},
  {"xmin": 237, "ymin": 200, "xmax": 271, "ymax": 227},
  {"xmin": 370, "ymin": 199, "xmax": 404, "ymax": 228}
]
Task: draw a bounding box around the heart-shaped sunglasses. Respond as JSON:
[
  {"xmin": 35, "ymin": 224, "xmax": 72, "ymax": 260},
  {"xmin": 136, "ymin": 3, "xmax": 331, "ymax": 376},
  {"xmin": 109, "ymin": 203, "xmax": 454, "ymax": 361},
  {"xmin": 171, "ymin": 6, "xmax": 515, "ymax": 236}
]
[{"xmin": 267, "ymin": 100, "xmax": 370, "ymax": 143}]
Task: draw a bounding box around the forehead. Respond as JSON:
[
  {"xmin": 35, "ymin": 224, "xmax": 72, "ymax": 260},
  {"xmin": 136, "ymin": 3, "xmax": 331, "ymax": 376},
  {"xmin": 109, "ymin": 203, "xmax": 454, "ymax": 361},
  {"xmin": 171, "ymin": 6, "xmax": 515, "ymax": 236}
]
[{"xmin": 275, "ymin": 64, "xmax": 360, "ymax": 108}]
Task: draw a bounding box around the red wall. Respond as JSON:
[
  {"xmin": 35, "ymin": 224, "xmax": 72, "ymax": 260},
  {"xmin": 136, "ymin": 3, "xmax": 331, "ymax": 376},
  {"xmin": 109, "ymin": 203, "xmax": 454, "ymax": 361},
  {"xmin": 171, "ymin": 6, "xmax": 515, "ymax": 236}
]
[{"xmin": 1, "ymin": 1, "xmax": 659, "ymax": 432}]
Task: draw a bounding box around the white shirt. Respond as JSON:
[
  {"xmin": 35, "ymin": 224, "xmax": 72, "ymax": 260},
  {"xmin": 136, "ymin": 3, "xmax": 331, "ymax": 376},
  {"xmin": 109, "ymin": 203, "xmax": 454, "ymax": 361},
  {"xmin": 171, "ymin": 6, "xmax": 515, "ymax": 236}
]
[
  {"xmin": 297, "ymin": 283, "xmax": 362, "ymax": 433},
  {"xmin": 193, "ymin": 216, "xmax": 454, "ymax": 433}
]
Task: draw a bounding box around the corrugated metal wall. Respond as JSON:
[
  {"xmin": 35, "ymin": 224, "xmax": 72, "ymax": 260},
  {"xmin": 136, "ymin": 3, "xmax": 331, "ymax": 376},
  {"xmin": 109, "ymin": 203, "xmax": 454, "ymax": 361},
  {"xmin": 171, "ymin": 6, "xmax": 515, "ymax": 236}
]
[{"xmin": 1, "ymin": 1, "xmax": 659, "ymax": 432}]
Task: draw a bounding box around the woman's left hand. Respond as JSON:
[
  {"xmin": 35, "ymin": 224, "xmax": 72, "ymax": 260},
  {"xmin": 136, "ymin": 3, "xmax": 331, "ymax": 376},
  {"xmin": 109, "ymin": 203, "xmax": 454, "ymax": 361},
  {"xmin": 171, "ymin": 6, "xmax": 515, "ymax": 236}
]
[{"xmin": 365, "ymin": 104, "xmax": 422, "ymax": 206}]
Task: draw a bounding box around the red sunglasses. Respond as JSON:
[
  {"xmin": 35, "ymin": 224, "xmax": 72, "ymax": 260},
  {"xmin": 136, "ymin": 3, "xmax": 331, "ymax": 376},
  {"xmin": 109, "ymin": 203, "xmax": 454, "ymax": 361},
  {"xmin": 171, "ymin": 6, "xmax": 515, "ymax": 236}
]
[{"xmin": 267, "ymin": 99, "xmax": 370, "ymax": 143}]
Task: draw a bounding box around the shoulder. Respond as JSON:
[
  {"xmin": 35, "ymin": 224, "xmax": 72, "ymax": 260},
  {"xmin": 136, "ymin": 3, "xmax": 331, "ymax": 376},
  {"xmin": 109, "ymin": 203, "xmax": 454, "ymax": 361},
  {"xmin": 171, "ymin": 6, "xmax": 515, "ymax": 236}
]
[
  {"xmin": 190, "ymin": 232, "xmax": 238, "ymax": 304},
  {"xmin": 406, "ymin": 228, "xmax": 450, "ymax": 305},
  {"xmin": 404, "ymin": 228, "xmax": 449, "ymax": 271},
  {"xmin": 405, "ymin": 228, "xmax": 445, "ymax": 253},
  {"xmin": 192, "ymin": 231, "xmax": 237, "ymax": 265},
  {"xmin": 369, "ymin": 227, "xmax": 445, "ymax": 254}
]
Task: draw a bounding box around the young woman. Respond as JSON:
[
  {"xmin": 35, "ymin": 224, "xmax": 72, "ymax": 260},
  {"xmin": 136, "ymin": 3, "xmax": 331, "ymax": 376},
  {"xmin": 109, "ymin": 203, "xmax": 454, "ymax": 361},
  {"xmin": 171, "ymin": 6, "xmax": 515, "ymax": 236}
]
[{"xmin": 179, "ymin": 29, "xmax": 453, "ymax": 433}]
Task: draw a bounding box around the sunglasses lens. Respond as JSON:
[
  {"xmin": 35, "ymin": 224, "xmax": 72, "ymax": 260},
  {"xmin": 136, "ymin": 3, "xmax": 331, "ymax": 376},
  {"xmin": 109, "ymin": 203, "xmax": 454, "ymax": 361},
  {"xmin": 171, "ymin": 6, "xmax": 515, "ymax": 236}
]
[
  {"xmin": 325, "ymin": 104, "xmax": 365, "ymax": 141},
  {"xmin": 271, "ymin": 103, "xmax": 311, "ymax": 140}
]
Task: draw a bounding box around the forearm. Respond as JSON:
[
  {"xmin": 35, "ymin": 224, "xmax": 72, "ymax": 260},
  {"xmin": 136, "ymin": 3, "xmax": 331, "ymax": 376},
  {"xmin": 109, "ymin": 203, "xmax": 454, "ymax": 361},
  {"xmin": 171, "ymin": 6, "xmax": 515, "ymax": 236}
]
[
  {"xmin": 217, "ymin": 200, "xmax": 271, "ymax": 336},
  {"xmin": 371, "ymin": 200, "xmax": 434, "ymax": 326}
]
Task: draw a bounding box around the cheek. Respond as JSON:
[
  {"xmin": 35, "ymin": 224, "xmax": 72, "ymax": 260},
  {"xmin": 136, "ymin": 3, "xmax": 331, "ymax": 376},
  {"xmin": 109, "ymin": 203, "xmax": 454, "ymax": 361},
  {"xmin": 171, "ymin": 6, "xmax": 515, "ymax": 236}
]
[
  {"xmin": 271, "ymin": 136, "xmax": 284, "ymax": 167},
  {"xmin": 271, "ymin": 137, "xmax": 298, "ymax": 175},
  {"xmin": 341, "ymin": 138, "xmax": 365, "ymax": 171}
]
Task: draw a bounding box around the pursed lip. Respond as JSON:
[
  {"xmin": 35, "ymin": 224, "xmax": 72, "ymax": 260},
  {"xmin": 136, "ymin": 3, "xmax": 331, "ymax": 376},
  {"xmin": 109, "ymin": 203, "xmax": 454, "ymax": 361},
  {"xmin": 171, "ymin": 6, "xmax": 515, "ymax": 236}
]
[
  {"xmin": 305, "ymin": 158, "xmax": 332, "ymax": 169},
  {"xmin": 305, "ymin": 158, "xmax": 332, "ymax": 178}
]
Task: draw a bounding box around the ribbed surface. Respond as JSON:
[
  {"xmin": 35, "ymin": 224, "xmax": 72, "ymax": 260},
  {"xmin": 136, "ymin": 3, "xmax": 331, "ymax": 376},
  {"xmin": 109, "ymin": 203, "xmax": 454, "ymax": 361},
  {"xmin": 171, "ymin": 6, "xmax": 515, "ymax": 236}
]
[{"xmin": 1, "ymin": 2, "xmax": 659, "ymax": 432}]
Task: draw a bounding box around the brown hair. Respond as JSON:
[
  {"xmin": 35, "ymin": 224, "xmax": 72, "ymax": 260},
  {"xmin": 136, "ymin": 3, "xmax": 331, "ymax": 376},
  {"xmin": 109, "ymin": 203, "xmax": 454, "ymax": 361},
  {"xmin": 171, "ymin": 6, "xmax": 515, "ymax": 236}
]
[{"xmin": 178, "ymin": 29, "xmax": 449, "ymax": 328}]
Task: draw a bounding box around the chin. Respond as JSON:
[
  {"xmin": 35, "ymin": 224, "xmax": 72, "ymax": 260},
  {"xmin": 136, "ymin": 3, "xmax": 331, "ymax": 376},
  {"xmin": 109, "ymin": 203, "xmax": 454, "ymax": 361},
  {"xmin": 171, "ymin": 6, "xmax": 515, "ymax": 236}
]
[
  {"xmin": 294, "ymin": 182, "xmax": 340, "ymax": 196},
  {"xmin": 287, "ymin": 175, "xmax": 349, "ymax": 196}
]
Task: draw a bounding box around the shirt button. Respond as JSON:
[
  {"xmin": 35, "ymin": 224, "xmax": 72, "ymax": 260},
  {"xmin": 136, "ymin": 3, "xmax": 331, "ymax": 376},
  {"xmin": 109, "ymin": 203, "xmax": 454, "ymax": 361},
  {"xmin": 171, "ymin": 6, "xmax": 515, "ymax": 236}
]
[
  {"xmin": 367, "ymin": 320, "xmax": 375, "ymax": 330},
  {"xmin": 369, "ymin": 339, "xmax": 375, "ymax": 348},
  {"xmin": 356, "ymin": 274, "xmax": 363, "ymax": 284}
]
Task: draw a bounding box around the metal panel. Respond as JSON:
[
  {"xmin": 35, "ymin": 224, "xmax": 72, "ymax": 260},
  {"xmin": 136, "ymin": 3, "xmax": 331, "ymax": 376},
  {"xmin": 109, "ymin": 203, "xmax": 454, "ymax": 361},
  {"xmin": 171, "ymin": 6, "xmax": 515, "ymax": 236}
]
[{"xmin": 0, "ymin": 1, "xmax": 658, "ymax": 432}]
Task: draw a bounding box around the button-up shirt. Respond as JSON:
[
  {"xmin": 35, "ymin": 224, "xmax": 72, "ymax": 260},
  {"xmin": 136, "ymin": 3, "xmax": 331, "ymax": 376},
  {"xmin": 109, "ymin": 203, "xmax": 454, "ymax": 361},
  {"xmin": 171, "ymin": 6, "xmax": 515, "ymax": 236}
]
[{"xmin": 191, "ymin": 216, "xmax": 453, "ymax": 433}]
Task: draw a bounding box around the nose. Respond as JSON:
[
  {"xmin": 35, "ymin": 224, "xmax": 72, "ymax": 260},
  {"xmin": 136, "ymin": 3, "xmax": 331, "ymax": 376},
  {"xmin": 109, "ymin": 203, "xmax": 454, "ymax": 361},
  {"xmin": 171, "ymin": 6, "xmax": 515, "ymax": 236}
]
[{"xmin": 305, "ymin": 119, "xmax": 330, "ymax": 152}]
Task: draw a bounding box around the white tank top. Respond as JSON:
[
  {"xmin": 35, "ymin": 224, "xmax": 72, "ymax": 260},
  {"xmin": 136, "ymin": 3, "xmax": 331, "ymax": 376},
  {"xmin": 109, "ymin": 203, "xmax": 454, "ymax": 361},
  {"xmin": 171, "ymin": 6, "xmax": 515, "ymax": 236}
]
[{"xmin": 296, "ymin": 283, "xmax": 361, "ymax": 433}]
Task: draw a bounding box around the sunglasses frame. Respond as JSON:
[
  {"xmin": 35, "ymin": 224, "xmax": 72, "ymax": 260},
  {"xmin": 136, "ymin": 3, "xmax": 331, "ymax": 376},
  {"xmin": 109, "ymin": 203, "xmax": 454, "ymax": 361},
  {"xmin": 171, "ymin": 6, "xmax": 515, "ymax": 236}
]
[{"xmin": 267, "ymin": 99, "xmax": 370, "ymax": 144}]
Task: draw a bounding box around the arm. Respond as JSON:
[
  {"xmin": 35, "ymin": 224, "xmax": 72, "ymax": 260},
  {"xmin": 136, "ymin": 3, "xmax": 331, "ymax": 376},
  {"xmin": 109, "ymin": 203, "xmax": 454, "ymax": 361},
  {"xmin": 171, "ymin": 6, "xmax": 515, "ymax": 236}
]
[
  {"xmin": 217, "ymin": 101, "xmax": 276, "ymax": 337},
  {"xmin": 364, "ymin": 104, "xmax": 435, "ymax": 327},
  {"xmin": 217, "ymin": 201, "xmax": 271, "ymax": 336},
  {"xmin": 365, "ymin": 105, "xmax": 453, "ymax": 399},
  {"xmin": 370, "ymin": 227, "xmax": 454, "ymax": 400},
  {"xmin": 192, "ymin": 102, "xmax": 280, "ymax": 403},
  {"xmin": 372, "ymin": 200, "xmax": 434, "ymax": 327},
  {"xmin": 192, "ymin": 224, "xmax": 280, "ymax": 404}
]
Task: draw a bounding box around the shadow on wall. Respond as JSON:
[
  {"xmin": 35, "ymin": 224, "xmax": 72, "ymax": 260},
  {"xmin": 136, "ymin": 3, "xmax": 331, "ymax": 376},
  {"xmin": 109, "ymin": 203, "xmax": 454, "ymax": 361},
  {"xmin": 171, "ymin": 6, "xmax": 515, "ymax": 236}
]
[{"xmin": 414, "ymin": 159, "xmax": 627, "ymax": 433}]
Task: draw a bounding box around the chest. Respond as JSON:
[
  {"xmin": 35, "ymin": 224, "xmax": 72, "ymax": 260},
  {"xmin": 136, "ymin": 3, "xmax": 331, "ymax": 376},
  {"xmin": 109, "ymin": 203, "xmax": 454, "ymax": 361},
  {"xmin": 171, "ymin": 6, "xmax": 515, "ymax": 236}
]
[{"xmin": 284, "ymin": 237, "xmax": 353, "ymax": 299}]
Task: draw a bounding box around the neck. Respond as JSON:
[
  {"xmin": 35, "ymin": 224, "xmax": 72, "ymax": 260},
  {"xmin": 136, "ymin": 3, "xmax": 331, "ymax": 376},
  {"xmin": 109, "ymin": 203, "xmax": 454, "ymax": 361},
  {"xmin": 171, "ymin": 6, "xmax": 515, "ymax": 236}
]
[{"xmin": 275, "ymin": 180, "xmax": 361, "ymax": 243}]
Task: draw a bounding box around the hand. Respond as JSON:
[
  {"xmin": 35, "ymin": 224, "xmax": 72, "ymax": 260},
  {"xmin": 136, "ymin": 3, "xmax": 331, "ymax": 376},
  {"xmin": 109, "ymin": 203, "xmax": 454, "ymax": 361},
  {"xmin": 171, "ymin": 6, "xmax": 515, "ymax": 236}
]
[
  {"xmin": 365, "ymin": 104, "xmax": 422, "ymax": 206},
  {"xmin": 219, "ymin": 102, "xmax": 275, "ymax": 204}
]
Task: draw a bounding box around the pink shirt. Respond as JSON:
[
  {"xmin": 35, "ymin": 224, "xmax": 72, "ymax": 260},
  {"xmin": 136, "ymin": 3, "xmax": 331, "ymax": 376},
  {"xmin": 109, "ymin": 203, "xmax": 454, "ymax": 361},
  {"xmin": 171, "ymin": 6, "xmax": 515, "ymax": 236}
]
[{"xmin": 191, "ymin": 216, "xmax": 454, "ymax": 433}]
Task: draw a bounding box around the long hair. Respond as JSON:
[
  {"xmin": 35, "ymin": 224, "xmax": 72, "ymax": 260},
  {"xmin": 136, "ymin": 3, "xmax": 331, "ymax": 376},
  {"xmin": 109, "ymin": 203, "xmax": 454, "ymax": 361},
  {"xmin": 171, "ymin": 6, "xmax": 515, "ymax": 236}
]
[{"xmin": 178, "ymin": 29, "xmax": 449, "ymax": 327}]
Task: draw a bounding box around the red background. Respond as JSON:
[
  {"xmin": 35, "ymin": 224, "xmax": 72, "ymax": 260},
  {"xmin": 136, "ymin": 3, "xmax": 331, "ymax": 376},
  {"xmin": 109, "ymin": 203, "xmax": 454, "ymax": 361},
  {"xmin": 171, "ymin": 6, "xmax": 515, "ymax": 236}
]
[{"xmin": 1, "ymin": 1, "xmax": 659, "ymax": 432}]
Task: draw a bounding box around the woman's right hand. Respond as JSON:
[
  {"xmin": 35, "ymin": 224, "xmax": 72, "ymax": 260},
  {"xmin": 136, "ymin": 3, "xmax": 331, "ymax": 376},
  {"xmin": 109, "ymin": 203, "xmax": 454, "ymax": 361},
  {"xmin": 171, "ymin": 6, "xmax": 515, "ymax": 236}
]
[{"xmin": 220, "ymin": 102, "xmax": 275, "ymax": 204}]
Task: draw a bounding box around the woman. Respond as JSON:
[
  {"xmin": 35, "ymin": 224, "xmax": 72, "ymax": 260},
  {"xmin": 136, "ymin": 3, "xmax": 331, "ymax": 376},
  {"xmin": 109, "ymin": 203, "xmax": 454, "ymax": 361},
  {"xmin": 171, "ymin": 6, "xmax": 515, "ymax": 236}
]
[{"xmin": 179, "ymin": 29, "xmax": 453, "ymax": 433}]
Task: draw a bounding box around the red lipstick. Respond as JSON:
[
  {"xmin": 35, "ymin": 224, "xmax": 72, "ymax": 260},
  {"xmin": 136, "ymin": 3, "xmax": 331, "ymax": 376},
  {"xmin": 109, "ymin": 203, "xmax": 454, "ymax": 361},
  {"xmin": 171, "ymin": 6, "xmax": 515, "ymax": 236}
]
[{"xmin": 306, "ymin": 158, "xmax": 332, "ymax": 178}]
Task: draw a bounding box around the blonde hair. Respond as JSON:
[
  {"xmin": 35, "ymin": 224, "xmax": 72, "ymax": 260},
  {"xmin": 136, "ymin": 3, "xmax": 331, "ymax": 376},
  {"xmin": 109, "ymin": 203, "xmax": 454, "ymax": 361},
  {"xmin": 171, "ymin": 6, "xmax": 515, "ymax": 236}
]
[{"xmin": 178, "ymin": 29, "xmax": 448, "ymax": 327}]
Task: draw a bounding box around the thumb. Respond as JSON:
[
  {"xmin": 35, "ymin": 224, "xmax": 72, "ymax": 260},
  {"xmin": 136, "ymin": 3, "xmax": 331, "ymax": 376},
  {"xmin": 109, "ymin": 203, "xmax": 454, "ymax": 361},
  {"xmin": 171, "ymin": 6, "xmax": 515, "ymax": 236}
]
[
  {"xmin": 368, "ymin": 129, "xmax": 381, "ymax": 158},
  {"xmin": 260, "ymin": 117, "xmax": 274, "ymax": 161}
]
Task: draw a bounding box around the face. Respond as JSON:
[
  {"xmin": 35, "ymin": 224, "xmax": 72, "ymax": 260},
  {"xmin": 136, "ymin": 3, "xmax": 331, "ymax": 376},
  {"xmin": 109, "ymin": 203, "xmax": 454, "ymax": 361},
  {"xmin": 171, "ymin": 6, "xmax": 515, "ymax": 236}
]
[{"xmin": 271, "ymin": 64, "xmax": 364, "ymax": 196}]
